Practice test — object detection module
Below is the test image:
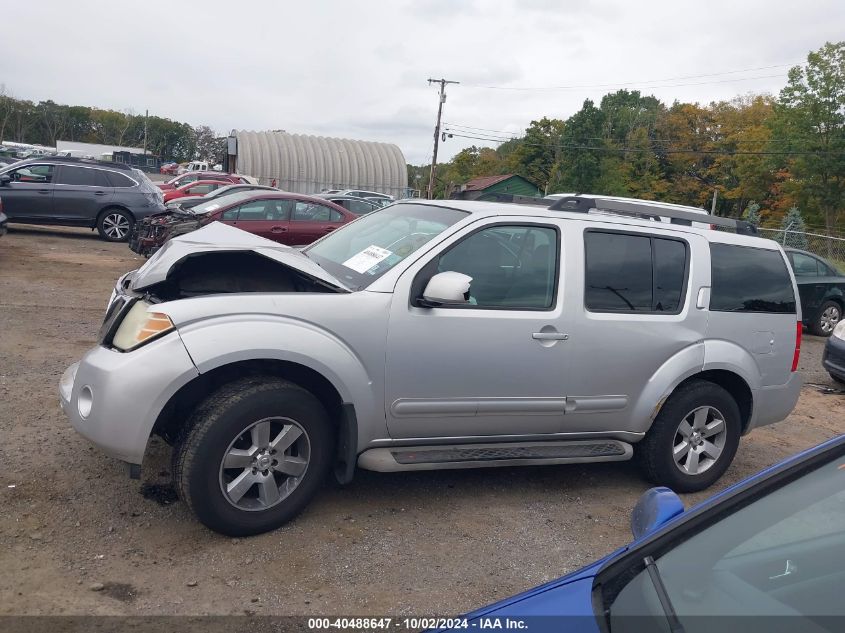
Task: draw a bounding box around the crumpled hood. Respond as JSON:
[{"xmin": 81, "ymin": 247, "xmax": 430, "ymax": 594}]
[{"xmin": 129, "ymin": 222, "xmax": 348, "ymax": 291}]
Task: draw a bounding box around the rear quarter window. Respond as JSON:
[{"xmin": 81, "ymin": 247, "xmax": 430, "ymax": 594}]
[
  {"xmin": 710, "ymin": 243, "xmax": 796, "ymax": 313},
  {"xmin": 105, "ymin": 171, "xmax": 137, "ymax": 188}
]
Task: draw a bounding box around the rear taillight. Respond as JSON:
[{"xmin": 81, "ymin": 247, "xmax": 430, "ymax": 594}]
[{"xmin": 791, "ymin": 321, "xmax": 802, "ymax": 372}]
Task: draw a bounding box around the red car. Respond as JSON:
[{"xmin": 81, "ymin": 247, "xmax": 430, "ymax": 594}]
[
  {"xmin": 158, "ymin": 172, "xmax": 250, "ymax": 191},
  {"xmin": 162, "ymin": 180, "xmax": 231, "ymax": 203},
  {"xmin": 129, "ymin": 191, "xmax": 358, "ymax": 256},
  {"xmin": 159, "ymin": 162, "xmax": 180, "ymax": 175}
]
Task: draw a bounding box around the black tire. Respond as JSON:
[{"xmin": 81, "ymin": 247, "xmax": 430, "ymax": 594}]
[
  {"xmin": 829, "ymin": 373, "xmax": 845, "ymax": 386},
  {"xmin": 96, "ymin": 208, "xmax": 134, "ymax": 242},
  {"xmin": 810, "ymin": 300, "xmax": 841, "ymax": 337},
  {"xmin": 635, "ymin": 379, "xmax": 741, "ymax": 493},
  {"xmin": 174, "ymin": 376, "xmax": 333, "ymax": 536}
]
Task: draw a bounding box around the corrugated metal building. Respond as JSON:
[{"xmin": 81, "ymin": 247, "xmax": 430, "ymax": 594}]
[{"xmin": 231, "ymin": 130, "xmax": 409, "ymax": 198}]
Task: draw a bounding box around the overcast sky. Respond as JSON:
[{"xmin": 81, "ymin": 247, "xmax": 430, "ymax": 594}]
[{"xmin": 2, "ymin": 0, "xmax": 843, "ymax": 164}]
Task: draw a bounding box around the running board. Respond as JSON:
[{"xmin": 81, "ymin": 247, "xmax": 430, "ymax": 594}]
[{"xmin": 357, "ymin": 440, "xmax": 633, "ymax": 472}]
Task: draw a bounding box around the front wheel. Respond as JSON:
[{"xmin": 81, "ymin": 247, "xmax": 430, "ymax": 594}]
[
  {"xmin": 635, "ymin": 380, "xmax": 741, "ymax": 493},
  {"xmin": 174, "ymin": 377, "xmax": 333, "ymax": 536},
  {"xmin": 811, "ymin": 301, "xmax": 841, "ymax": 337},
  {"xmin": 97, "ymin": 208, "xmax": 134, "ymax": 242}
]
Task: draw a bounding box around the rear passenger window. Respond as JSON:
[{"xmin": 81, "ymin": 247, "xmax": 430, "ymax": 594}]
[
  {"xmin": 57, "ymin": 166, "xmax": 110, "ymax": 187},
  {"xmin": 584, "ymin": 231, "xmax": 687, "ymax": 313},
  {"xmin": 711, "ymin": 244, "xmax": 796, "ymax": 313}
]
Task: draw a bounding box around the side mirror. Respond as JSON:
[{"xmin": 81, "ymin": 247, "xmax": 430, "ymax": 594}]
[
  {"xmin": 0, "ymin": 174, "xmax": 11, "ymax": 186},
  {"xmin": 418, "ymin": 271, "xmax": 473, "ymax": 307},
  {"xmin": 630, "ymin": 487, "xmax": 684, "ymax": 539}
]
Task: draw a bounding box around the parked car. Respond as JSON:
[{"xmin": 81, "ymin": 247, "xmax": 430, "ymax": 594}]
[
  {"xmin": 0, "ymin": 156, "xmax": 165, "ymax": 241},
  {"xmin": 783, "ymin": 248, "xmax": 845, "ymax": 336},
  {"xmin": 165, "ymin": 184, "xmax": 278, "ymax": 212},
  {"xmin": 322, "ymin": 188, "xmax": 394, "ymax": 201},
  {"xmin": 313, "ymin": 193, "xmax": 381, "ymax": 215},
  {"xmin": 61, "ymin": 195, "xmax": 801, "ymax": 535},
  {"xmin": 455, "ymin": 434, "xmax": 845, "ymax": 630},
  {"xmin": 159, "ymin": 162, "xmax": 180, "ymax": 175},
  {"xmin": 161, "ymin": 180, "xmax": 231, "ymax": 204},
  {"xmin": 177, "ymin": 160, "xmax": 217, "ymax": 174},
  {"xmin": 129, "ymin": 191, "xmax": 355, "ymax": 256},
  {"xmin": 158, "ymin": 172, "xmax": 251, "ymax": 191},
  {"xmin": 822, "ymin": 322, "xmax": 845, "ymax": 383}
]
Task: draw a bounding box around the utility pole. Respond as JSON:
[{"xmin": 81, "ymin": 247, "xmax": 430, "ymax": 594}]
[
  {"xmin": 427, "ymin": 78, "xmax": 459, "ymax": 199},
  {"xmin": 143, "ymin": 109, "xmax": 148, "ymax": 154},
  {"xmin": 710, "ymin": 188, "xmax": 718, "ymax": 215}
]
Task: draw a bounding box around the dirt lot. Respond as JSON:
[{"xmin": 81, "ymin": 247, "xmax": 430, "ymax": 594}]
[{"xmin": 1, "ymin": 225, "xmax": 843, "ymax": 617}]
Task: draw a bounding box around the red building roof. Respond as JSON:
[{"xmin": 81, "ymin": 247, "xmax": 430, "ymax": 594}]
[{"xmin": 462, "ymin": 174, "xmax": 514, "ymax": 191}]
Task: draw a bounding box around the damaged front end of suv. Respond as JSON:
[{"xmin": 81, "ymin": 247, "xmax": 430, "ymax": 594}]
[{"xmin": 128, "ymin": 205, "xmax": 209, "ymax": 257}]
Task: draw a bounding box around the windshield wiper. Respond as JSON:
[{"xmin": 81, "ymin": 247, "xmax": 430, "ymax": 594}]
[{"xmin": 643, "ymin": 556, "xmax": 685, "ymax": 633}]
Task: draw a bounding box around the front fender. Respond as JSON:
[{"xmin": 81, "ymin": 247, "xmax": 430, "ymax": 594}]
[{"xmin": 175, "ymin": 314, "xmax": 380, "ymax": 444}]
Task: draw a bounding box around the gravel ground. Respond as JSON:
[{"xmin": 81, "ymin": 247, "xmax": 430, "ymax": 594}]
[{"xmin": 1, "ymin": 224, "xmax": 843, "ymax": 617}]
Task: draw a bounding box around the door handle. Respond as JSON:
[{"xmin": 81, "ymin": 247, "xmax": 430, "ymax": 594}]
[
  {"xmin": 323, "ymin": 227, "xmax": 336, "ymax": 232},
  {"xmin": 532, "ymin": 332, "xmax": 569, "ymax": 341},
  {"xmin": 94, "ymin": 190, "xmax": 106, "ymax": 196},
  {"xmin": 270, "ymin": 226, "xmax": 288, "ymax": 233},
  {"xmin": 37, "ymin": 189, "xmax": 50, "ymax": 194}
]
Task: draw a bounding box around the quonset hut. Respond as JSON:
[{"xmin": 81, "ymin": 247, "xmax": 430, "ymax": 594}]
[{"xmin": 228, "ymin": 130, "xmax": 409, "ymax": 198}]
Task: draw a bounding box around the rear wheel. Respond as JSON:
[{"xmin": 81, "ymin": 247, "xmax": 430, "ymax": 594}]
[
  {"xmin": 811, "ymin": 301, "xmax": 841, "ymax": 337},
  {"xmin": 97, "ymin": 208, "xmax": 134, "ymax": 242},
  {"xmin": 636, "ymin": 379, "xmax": 741, "ymax": 493},
  {"xmin": 174, "ymin": 376, "xmax": 332, "ymax": 536}
]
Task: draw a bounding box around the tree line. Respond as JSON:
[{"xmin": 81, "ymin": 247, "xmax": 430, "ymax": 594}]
[
  {"xmin": 412, "ymin": 41, "xmax": 845, "ymax": 233},
  {"xmin": 0, "ymin": 88, "xmax": 225, "ymax": 164}
]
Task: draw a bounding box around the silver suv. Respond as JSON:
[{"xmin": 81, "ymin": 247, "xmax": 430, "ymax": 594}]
[{"xmin": 60, "ymin": 195, "xmax": 803, "ymax": 535}]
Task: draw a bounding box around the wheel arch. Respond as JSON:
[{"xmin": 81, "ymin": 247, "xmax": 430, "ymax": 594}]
[
  {"xmin": 152, "ymin": 358, "xmax": 358, "ymax": 483},
  {"xmin": 672, "ymin": 370, "xmax": 753, "ymax": 434}
]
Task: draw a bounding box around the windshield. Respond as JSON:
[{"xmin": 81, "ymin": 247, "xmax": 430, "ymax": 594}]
[
  {"xmin": 190, "ymin": 190, "xmax": 263, "ymax": 214},
  {"xmin": 608, "ymin": 450, "xmax": 845, "ymax": 630},
  {"xmin": 305, "ymin": 202, "xmax": 468, "ymax": 290}
]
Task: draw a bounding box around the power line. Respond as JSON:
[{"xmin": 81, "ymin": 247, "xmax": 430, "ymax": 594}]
[
  {"xmin": 443, "ymin": 123, "xmax": 813, "ymax": 146},
  {"xmin": 443, "ymin": 131, "xmax": 845, "ymax": 157},
  {"xmin": 459, "ymin": 62, "xmax": 802, "ymax": 91}
]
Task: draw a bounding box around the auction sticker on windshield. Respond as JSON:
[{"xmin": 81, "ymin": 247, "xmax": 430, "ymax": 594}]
[{"xmin": 342, "ymin": 245, "xmax": 393, "ymax": 273}]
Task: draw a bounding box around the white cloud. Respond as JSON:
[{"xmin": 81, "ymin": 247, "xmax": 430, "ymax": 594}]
[{"xmin": 0, "ymin": 0, "xmax": 842, "ymax": 164}]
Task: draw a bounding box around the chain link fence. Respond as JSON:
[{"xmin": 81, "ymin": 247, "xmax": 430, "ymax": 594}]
[{"xmin": 758, "ymin": 228, "xmax": 845, "ymax": 270}]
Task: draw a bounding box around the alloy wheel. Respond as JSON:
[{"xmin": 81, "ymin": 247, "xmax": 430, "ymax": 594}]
[
  {"xmin": 218, "ymin": 417, "xmax": 311, "ymax": 511},
  {"xmin": 820, "ymin": 305, "xmax": 841, "ymax": 334},
  {"xmin": 673, "ymin": 406, "xmax": 727, "ymax": 475},
  {"xmin": 102, "ymin": 213, "xmax": 131, "ymax": 240}
]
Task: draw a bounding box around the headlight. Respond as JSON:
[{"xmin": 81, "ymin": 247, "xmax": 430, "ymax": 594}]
[
  {"xmin": 112, "ymin": 301, "xmax": 175, "ymax": 351},
  {"xmin": 833, "ymin": 320, "xmax": 845, "ymax": 340}
]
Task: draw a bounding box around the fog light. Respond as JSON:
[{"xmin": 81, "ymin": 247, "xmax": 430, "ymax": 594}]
[{"xmin": 78, "ymin": 385, "xmax": 94, "ymax": 419}]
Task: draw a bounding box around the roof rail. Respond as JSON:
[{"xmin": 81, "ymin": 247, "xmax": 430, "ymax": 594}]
[
  {"xmin": 33, "ymin": 155, "xmax": 136, "ymax": 171},
  {"xmin": 547, "ymin": 195, "xmax": 758, "ymax": 236},
  {"xmin": 473, "ymin": 192, "xmax": 550, "ymax": 206}
]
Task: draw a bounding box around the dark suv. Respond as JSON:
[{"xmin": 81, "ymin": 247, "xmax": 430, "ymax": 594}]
[{"xmin": 0, "ymin": 157, "xmax": 165, "ymax": 241}]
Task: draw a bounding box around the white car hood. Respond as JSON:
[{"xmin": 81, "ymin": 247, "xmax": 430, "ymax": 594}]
[{"xmin": 129, "ymin": 222, "xmax": 347, "ymax": 291}]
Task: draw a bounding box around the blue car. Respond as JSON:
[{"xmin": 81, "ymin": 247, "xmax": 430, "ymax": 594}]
[{"xmin": 454, "ymin": 434, "xmax": 845, "ymax": 633}]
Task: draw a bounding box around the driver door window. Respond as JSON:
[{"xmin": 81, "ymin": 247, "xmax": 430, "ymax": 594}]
[
  {"xmin": 435, "ymin": 225, "xmax": 558, "ymax": 309},
  {"xmin": 9, "ymin": 164, "xmax": 54, "ymax": 183}
]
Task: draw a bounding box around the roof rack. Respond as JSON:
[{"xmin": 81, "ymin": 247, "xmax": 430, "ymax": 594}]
[
  {"xmin": 29, "ymin": 155, "xmax": 135, "ymax": 171},
  {"xmin": 547, "ymin": 195, "xmax": 758, "ymax": 236}
]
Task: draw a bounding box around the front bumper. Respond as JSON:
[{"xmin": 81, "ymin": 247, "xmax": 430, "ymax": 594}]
[
  {"xmin": 745, "ymin": 371, "xmax": 803, "ymax": 433},
  {"xmin": 60, "ymin": 332, "xmax": 199, "ymax": 465},
  {"xmin": 822, "ymin": 335, "xmax": 845, "ymax": 381}
]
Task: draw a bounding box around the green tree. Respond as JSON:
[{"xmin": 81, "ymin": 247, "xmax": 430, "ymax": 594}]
[
  {"xmin": 512, "ymin": 117, "xmax": 565, "ymax": 192},
  {"xmin": 778, "ymin": 206, "xmax": 809, "ymax": 249},
  {"xmin": 776, "ymin": 41, "xmax": 845, "ymax": 232},
  {"xmin": 743, "ymin": 200, "xmax": 761, "ymax": 226}
]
